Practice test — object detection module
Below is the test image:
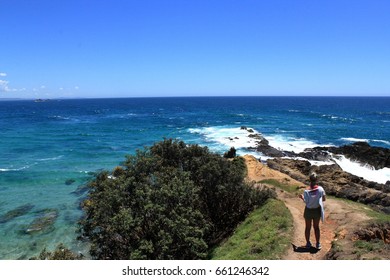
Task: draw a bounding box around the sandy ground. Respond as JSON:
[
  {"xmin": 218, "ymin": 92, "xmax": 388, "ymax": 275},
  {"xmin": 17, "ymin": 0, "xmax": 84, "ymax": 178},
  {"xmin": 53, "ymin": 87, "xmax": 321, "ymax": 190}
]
[{"xmin": 243, "ymin": 155, "xmax": 371, "ymax": 260}]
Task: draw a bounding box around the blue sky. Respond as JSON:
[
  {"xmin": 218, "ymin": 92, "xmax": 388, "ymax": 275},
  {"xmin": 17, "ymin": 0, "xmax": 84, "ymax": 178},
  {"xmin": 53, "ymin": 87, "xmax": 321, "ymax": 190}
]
[{"xmin": 1, "ymin": 0, "xmax": 389, "ymax": 98}]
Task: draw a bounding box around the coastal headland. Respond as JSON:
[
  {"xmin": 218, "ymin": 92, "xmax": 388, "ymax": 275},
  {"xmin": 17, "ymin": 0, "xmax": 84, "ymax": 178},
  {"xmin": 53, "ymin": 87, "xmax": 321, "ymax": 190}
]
[{"xmin": 241, "ymin": 126, "xmax": 390, "ymax": 260}]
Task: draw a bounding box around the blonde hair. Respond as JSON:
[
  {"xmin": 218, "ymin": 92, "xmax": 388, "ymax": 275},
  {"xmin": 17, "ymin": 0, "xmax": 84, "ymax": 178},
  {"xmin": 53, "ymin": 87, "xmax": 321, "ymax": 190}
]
[{"xmin": 309, "ymin": 172, "xmax": 317, "ymax": 182}]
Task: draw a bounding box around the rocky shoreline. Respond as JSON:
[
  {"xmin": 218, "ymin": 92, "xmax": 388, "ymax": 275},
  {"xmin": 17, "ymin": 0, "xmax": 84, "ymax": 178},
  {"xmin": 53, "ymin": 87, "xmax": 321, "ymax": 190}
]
[
  {"xmin": 268, "ymin": 158, "xmax": 390, "ymax": 213},
  {"xmin": 240, "ymin": 127, "xmax": 390, "ymax": 213}
]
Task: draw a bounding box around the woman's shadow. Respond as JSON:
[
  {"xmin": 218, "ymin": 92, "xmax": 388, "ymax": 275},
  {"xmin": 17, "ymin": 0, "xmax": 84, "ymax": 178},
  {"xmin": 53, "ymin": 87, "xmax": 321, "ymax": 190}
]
[{"xmin": 292, "ymin": 243, "xmax": 320, "ymax": 254}]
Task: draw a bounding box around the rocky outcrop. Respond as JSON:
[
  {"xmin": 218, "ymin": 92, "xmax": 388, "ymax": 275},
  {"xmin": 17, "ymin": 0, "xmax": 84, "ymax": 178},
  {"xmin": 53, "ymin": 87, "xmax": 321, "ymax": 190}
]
[
  {"xmin": 250, "ymin": 132, "xmax": 390, "ymax": 171},
  {"xmin": 267, "ymin": 158, "xmax": 390, "ymax": 213},
  {"xmin": 241, "ymin": 127, "xmax": 285, "ymax": 157},
  {"xmin": 284, "ymin": 147, "xmax": 333, "ymax": 162},
  {"xmin": 354, "ymin": 222, "xmax": 390, "ymax": 244},
  {"xmin": 253, "ymin": 137, "xmax": 285, "ymax": 157},
  {"xmin": 327, "ymin": 222, "xmax": 390, "ymax": 260},
  {"xmin": 280, "ymin": 142, "xmax": 390, "ymax": 170}
]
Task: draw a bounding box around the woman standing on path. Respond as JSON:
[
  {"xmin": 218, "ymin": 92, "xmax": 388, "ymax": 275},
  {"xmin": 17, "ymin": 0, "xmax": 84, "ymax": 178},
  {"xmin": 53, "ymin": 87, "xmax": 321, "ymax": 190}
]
[{"xmin": 299, "ymin": 172, "xmax": 326, "ymax": 250}]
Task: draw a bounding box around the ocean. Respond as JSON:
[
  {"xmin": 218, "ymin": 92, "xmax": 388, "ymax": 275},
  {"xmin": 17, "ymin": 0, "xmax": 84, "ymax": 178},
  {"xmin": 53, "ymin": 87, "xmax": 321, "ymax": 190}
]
[{"xmin": 1, "ymin": 96, "xmax": 389, "ymax": 259}]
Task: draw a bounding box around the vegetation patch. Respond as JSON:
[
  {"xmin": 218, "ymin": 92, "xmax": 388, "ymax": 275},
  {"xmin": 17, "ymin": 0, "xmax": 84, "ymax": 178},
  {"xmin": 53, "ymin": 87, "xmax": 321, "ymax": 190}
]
[
  {"xmin": 80, "ymin": 139, "xmax": 275, "ymax": 259},
  {"xmin": 30, "ymin": 244, "xmax": 84, "ymax": 260},
  {"xmin": 210, "ymin": 199, "xmax": 293, "ymax": 260},
  {"xmin": 259, "ymin": 179, "xmax": 300, "ymax": 194},
  {"xmin": 331, "ymin": 196, "xmax": 390, "ymax": 223}
]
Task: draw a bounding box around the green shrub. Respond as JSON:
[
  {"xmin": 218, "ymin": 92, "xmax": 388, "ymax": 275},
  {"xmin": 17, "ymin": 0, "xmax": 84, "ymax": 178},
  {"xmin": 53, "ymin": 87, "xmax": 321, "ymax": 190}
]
[
  {"xmin": 30, "ymin": 244, "xmax": 83, "ymax": 260},
  {"xmin": 80, "ymin": 139, "xmax": 275, "ymax": 259}
]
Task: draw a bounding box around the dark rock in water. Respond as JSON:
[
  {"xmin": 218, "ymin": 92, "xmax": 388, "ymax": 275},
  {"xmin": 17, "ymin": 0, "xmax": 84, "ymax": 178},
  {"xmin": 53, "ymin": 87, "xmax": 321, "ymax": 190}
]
[
  {"xmin": 70, "ymin": 184, "xmax": 89, "ymax": 196},
  {"xmin": 0, "ymin": 203, "xmax": 35, "ymax": 224},
  {"xmin": 238, "ymin": 126, "xmax": 285, "ymax": 157},
  {"xmin": 288, "ymin": 147, "xmax": 334, "ymax": 162},
  {"xmin": 251, "ymin": 137, "xmax": 285, "ymax": 157},
  {"xmin": 25, "ymin": 209, "xmax": 58, "ymax": 234},
  {"xmin": 65, "ymin": 179, "xmax": 76, "ymax": 185}
]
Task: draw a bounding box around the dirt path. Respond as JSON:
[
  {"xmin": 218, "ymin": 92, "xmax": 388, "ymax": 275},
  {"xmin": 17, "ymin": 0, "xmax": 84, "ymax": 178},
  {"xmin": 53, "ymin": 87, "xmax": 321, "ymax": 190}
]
[{"xmin": 243, "ymin": 155, "xmax": 371, "ymax": 260}]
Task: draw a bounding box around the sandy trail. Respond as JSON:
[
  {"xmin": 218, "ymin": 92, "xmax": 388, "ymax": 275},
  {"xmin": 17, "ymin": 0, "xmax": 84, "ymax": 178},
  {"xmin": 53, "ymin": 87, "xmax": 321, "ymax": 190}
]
[{"xmin": 243, "ymin": 155, "xmax": 371, "ymax": 260}]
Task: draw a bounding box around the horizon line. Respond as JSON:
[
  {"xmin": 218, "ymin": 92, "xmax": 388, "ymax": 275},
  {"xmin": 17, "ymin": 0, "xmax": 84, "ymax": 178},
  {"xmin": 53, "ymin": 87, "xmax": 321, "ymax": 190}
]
[{"xmin": 1, "ymin": 95, "xmax": 390, "ymax": 102}]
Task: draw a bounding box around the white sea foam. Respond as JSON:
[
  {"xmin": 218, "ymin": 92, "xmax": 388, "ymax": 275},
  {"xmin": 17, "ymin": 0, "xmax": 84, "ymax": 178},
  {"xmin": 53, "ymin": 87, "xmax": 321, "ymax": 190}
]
[
  {"xmin": 50, "ymin": 115, "xmax": 70, "ymax": 120},
  {"xmin": 37, "ymin": 155, "xmax": 64, "ymax": 162},
  {"xmin": 189, "ymin": 126, "xmax": 324, "ymax": 156},
  {"xmin": 0, "ymin": 166, "xmax": 30, "ymax": 172},
  {"xmin": 341, "ymin": 137, "xmax": 390, "ymax": 146},
  {"xmin": 265, "ymin": 135, "xmax": 321, "ymax": 154},
  {"xmin": 189, "ymin": 126, "xmax": 260, "ymax": 150},
  {"xmin": 333, "ymin": 155, "xmax": 390, "ymax": 184},
  {"xmin": 372, "ymin": 139, "xmax": 390, "ymax": 145},
  {"xmin": 293, "ymin": 157, "xmax": 335, "ymax": 167},
  {"xmin": 341, "ymin": 137, "xmax": 369, "ymax": 143}
]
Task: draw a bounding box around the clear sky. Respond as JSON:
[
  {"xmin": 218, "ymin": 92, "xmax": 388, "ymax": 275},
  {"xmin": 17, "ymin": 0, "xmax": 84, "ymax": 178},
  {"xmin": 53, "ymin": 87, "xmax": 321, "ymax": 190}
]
[{"xmin": 1, "ymin": 0, "xmax": 390, "ymax": 98}]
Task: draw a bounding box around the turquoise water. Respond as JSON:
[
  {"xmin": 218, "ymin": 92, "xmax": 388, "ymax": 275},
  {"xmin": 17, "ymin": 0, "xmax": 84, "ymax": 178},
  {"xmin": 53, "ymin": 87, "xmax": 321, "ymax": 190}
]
[{"xmin": 1, "ymin": 96, "xmax": 389, "ymax": 259}]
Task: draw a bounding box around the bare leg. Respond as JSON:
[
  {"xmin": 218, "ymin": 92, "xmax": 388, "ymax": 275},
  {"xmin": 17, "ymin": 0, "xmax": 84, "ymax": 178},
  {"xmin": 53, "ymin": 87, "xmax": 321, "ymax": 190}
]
[
  {"xmin": 305, "ymin": 219, "xmax": 312, "ymax": 244},
  {"xmin": 313, "ymin": 218, "xmax": 320, "ymax": 244}
]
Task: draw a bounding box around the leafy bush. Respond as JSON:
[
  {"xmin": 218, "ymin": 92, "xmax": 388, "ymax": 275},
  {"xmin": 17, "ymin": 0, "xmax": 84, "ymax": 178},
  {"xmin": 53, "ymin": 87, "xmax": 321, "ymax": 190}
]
[
  {"xmin": 80, "ymin": 139, "xmax": 275, "ymax": 259},
  {"xmin": 30, "ymin": 244, "xmax": 84, "ymax": 260}
]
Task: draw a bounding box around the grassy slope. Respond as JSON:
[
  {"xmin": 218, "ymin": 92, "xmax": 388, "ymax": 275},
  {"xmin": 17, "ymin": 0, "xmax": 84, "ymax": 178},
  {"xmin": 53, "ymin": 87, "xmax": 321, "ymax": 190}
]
[{"xmin": 210, "ymin": 199, "xmax": 293, "ymax": 260}]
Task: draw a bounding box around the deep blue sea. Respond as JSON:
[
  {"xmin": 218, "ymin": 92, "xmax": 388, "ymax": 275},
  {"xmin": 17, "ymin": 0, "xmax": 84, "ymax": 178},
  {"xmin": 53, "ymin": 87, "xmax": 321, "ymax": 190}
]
[{"xmin": 1, "ymin": 96, "xmax": 389, "ymax": 259}]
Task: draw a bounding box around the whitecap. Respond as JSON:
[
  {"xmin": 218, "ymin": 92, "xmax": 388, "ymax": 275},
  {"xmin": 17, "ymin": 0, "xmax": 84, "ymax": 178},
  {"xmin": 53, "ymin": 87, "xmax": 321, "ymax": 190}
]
[
  {"xmin": 36, "ymin": 155, "xmax": 64, "ymax": 162},
  {"xmin": 341, "ymin": 138, "xmax": 390, "ymax": 147},
  {"xmin": 0, "ymin": 165, "xmax": 30, "ymax": 172},
  {"xmin": 372, "ymin": 139, "xmax": 390, "ymax": 146},
  {"xmin": 340, "ymin": 137, "xmax": 369, "ymax": 143},
  {"xmin": 49, "ymin": 115, "xmax": 70, "ymax": 120}
]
